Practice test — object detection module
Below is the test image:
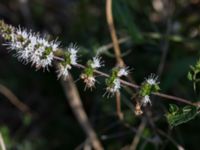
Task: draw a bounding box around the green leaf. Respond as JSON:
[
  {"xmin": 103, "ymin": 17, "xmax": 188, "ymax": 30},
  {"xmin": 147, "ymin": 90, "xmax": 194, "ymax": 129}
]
[
  {"xmin": 187, "ymin": 71, "xmax": 193, "ymax": 81},
  {"xmin": 168, "ymin": 104, "xmax": 179, "ymax": 114},
  {"xmin": 187, "ymin": 58, "xmax": 200, "ymax": 91},
  {"xmin": 166, "ymin": 104, "xmax": 199, "ymax": 127}
]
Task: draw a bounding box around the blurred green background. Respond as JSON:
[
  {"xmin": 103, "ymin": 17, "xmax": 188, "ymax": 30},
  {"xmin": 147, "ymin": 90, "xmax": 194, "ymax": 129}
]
[{"xmin": 0, "ymin": 0, "xmax": 200, "ymax": 149}]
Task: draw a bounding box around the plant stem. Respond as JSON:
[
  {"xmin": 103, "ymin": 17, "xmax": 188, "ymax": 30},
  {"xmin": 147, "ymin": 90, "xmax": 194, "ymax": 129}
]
[{"xmin": 54, "ymin": 56, "xmax": 198, "ymax": 107}]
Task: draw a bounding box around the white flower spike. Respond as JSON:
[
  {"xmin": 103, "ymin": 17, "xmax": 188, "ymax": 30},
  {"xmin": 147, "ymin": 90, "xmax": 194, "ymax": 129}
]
[{"xmin": 6, "ymin": 27, "xmax": 59, "ymax": 69}]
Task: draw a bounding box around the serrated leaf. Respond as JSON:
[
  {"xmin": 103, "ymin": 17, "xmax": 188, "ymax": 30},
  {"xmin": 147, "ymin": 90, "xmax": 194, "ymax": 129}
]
[
  {"xmin": 166, "ymin": 104, "xmax": 199, "ymax": 127},
  {"xmin": 187, "ymin": 58, "xmax": 200, "ymax": 92},
  {"xmin": 169, "ymin": 104, "xmax": 179, "ymax": 114}
]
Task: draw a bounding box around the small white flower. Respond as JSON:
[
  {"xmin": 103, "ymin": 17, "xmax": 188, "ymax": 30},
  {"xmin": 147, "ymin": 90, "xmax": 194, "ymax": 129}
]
[
  {"xmin": 37, "ymin": 37, "xmax": 49, "ymax": 47},
  {"xmin": 37, "ymin": 52, "xmax": 54, "ymax": 68},
  {"xmin": 70, "ymin": 53, "xmax": 77, "ymax": 65},
  {"xmin": 9, "ymin": 28, "xmax": 29, "ymax": 50},
  {"xmin": 17, "ymin": 47, "xmax": 32, "ymax": 63},
  {"xmin": 146, "ymin": 74, "xmax": 159, "ymax": 85},
  {"xmin": 30, "ymin": 37, "xmax": 59, "ymax": 69},
  {"xmin": 51, "ymin": 41, "xmax": 59, "ymax": 52},
  {"xmin": 56, "ymin": 44, "xmax": 78, "ymax": 79},
  {"xmin": 17, "ymin": 29, "xmax": 28, "ymax": 40},
  {"xmin": 16, "ymin": 34, "xmax": 37, "ymax": 63},
  {"xmin": 68, "ymin": 44, "xmax": 78, "ymax": 65},
  {"xmin": 106, "ymin": 78, "xmax": 121, "ymax": 94},
  {"xmin": 113, "ymin": 78, "xmax": 121, "ymax": 90},
  {"xmin": 81, "ymin": 74, "xmax": 96, "ymax": 89},
  {"xmin": 91, "ymin": 56, "xmax": 103, "ymax": 69},
  {"xmin": 57, "ymin": 63, "xmax": 72, "ymax": 80},
  {"xmin": 117, "ymin": 67, "xmax": 129, "ymax": 77},
  {"xmin": 141, "ymin": 95, "xmax": 151, "ymax": 106},
  {"xmin": 68, "ymin": 43, "xmax": 78, "ymax": 54},
  {"xmin": 31, "ymin": 48, "xmax": 42, "ymax": 65}
]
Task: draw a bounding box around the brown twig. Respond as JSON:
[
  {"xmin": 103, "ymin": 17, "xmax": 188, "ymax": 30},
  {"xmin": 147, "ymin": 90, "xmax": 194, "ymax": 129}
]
[
  {"xmin": 60, "ymin": 72, "xmax": 103, "ymax": 150},
  {"xmin": 106, "ymin": 0, "xmax": 124, "ymax": 67},
  {"xmin": 106, "ymin": 0, "xmax": 125, "ymax": 120},
  {"xmin": 153, "ymin": 92, "xmax": 196, "ymax": 106},
  {"xmin": 129, "ymin": 119, "xmax": 146, "ymax": 150},
  {"xmin": 157, "ymin": 129, "xmax": 185, "ymax": 150},
  {"xmin": 0, "ymin": 84, "xmax": 32, "ymax": 116},
  {"xmin": 116, "ymin": 91, "xmax": 123, "ymax": 120}
]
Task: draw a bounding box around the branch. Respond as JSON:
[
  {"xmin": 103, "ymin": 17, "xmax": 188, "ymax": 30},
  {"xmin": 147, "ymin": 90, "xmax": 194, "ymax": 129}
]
[
  {"xmin": 60, "ymin": 72, "xmax": 104, "ymax": 150},
  {"xmin": 0, "ymin": 84, "xmax": 32, "ymax": 116},
  {"xmin": 106, "ymin": 0, "xmax": 124, "ymax": 67},
  {"xmin": 106, "ymin": 0, "xmax": 126, "ymax": 120},
  {"xmin": 116, "ymin": 91, "xmax": 123, "ymax": 120},
  {"xmin": 129, "ymin": 119, "xmax": 146, "ymax": 150}
]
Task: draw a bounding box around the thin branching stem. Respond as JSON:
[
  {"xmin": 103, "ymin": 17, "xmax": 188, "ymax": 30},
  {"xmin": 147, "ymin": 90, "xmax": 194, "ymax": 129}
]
[
  {"xmin": 53, "ymin": 56, "xmax": 198, "ymax": 107},
  {"xmin": 106, "ymin": 0, "xmax": 124, "ymax": 119}
]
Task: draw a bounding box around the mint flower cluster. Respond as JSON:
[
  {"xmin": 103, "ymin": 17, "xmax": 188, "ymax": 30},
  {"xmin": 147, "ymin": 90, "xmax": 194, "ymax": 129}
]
[
  {"xmin": 56, "ymin": 44, "xmax": 78, "ymax": 79},
  {"xmin": 105, "ymin": 67, "xmax": 129, "ymax": 97},
  {"xmin": 81, "ymin": 56, "xmax": 103, "ymax": 89},
  {"xmin": 139, "ymin": 74, "xmax": 160, "ymax": 106},
  {"xmin": 6, "ymin": 27, "xmax": 59, "ymax": 69}
]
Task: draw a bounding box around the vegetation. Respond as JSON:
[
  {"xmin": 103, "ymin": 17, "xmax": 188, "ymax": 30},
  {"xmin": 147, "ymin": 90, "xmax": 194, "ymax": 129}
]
[{"xmin": 0, "ymin": 0, "xmax": 200, "ymax": 149}]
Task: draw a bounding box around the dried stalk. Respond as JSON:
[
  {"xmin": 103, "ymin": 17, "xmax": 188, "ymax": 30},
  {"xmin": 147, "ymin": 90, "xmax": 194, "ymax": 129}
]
[
  {"xmin": 129, "ymin": 119, "xmax": 146, "ymax": 150},
  {"xmin": 106, "ymin": 0, "xmax": 124, "ymax": 67},
  {"xmin": 106, "ymin": 0, "xmax": 125, "ymax": 120},
  {"xmin": 60, "ymin": 73, "xmax": 103, "ymax": 150},
  {"xmin": 0, "ymin": 84, "xmax": 32, "ymax": 116}
]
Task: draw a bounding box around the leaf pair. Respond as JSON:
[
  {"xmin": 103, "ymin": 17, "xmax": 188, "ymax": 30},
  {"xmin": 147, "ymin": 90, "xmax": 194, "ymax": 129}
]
[{"xmin": 166, "ymin": 104, "xmax": 199, "ymax": 127}]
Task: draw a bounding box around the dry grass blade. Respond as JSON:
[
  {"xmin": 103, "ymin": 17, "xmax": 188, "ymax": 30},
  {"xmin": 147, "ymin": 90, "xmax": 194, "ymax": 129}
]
[{"xmin": 0, "ymin": 132, "xmax": 6, "ymax": 150}]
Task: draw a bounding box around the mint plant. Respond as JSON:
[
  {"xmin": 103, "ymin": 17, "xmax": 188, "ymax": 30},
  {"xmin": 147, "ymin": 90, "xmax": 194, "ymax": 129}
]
[{"xmin": 0, "ymin": 20, "xmax": 199, "ymax": 128}]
